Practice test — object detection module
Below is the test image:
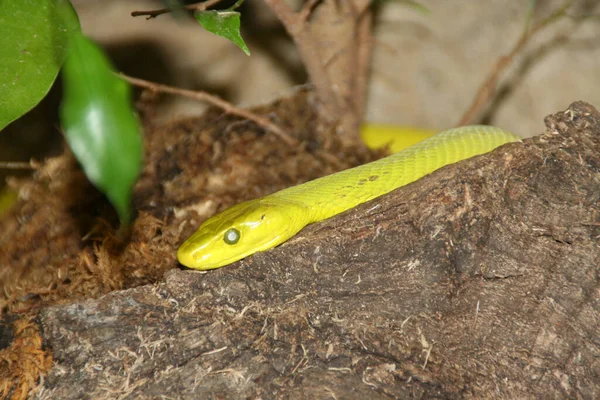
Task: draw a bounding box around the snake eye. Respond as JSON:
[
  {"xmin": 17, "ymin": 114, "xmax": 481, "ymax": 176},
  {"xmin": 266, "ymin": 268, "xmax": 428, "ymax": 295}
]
[{"xmin": 223, "ymin": 228, "xmax": 241, "ymax": 245}]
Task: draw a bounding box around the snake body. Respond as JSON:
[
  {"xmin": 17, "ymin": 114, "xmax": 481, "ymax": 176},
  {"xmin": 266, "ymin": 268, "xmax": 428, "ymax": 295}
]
[{"xmin": 177, "ymin": 125, "xmax": 520, "ymax": 270}]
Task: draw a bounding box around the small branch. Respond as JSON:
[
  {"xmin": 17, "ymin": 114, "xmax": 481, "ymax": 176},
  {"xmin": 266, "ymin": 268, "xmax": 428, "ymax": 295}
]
[
  {"xmin": 352, "ymin": 6, "xmax": 373, "ymax": 129},
  {"xmin": 131, "ymin": 0, "xmax": 224, "ymax": 19},
  {"xmin": 457, "ymin": 0, "xmax": 575, "ymax": 126},
  {"xmin": 262, "ymin": 0, "xmax": 300, "ymax": 32},
  {"xmin": 0, "ymin": 161, "xmax": 37, "ymax": 170},
  {"xmin": 227, "ymin": 0, "xmax": 245, "ymax": 11},
  {"xmin": 299, "ymin": 0, "xmax": 322, "ymax": 22},
  {"xmin": 344, "ymin": 0, "xmax": 373, "ymax": 107},
  {"xmin": 118, "ymin": 73, "xmax": 299, "ymax": 147}
]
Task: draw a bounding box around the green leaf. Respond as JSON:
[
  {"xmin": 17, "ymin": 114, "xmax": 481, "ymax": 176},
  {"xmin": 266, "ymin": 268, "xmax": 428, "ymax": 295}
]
[
  {"xmin": 60, "ymin": 34, "xmax": 143, "ymax": 225},
  {"xmin": 195, "ymin": 10, "xmax": 250, "ymax": 56},
  {"xmin": 0, "ymin": 0, "xmax": 80, "ymax": 131}
]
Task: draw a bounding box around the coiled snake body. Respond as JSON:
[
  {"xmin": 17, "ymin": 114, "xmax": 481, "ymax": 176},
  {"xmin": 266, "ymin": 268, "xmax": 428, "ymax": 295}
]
[{"xmin": 177, "ymin": 125, "xmax": 520, "ymax": 270}]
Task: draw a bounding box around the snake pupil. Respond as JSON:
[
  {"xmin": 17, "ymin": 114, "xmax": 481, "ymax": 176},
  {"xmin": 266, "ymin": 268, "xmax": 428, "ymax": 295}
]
[{"xmin": 224, "ymin": 228, "xmax": 240, "ymax": 245}]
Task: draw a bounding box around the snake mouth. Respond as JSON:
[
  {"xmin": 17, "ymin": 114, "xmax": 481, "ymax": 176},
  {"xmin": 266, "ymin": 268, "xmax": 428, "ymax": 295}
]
[
  {"xmin": 176, "ymin": 241, "xmax": 224, "ymax": 270},
  {"xmin": 177, "ymin": 238, "xmax": 252, "ymax": 270},
  {"xmin": 176, "ymin": 243, "xmax": 199, "ymax": 269}
]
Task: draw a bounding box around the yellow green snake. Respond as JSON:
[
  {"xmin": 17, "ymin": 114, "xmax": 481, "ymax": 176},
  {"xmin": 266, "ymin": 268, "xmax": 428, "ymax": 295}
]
[{"xmin": 177, "ymin": 125, "xmax": 520, "ymax": 270}]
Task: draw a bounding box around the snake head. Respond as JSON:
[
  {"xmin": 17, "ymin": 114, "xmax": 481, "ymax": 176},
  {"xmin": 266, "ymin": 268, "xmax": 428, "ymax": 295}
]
[{"xmin": 177, "ymin": 198, "xmax": 308, "ymax": 270}]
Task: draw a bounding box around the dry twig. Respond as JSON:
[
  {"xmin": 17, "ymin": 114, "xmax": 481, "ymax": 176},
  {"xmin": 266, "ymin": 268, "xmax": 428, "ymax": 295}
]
[
  {"xmin": 0, "ymin": 161, "xmax": 37, "ymax": 170},
  {"xmin": 118, "ymin": 73, "xmax": 299, "ymax": 147},
  {"xmin": 457, "ymin": 0, "xmax": 576, "ymax": 126},
  {"xmin": 299, "ymin": 0, "xmax": 322, "ymax": 22},
  {"xmin": 130, "ymin": 0, "xmax": 225, "ymax": 19},
  {"xmin": 352, "ymin": 5, "xmax": 373, "ymax": 125}
]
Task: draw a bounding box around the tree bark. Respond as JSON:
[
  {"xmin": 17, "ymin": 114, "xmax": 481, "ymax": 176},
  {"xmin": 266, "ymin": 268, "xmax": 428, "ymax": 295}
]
[
  {"xmin": 40, "ymin": 101, "xmax": 600, "ymax": 399},
  {"xmin": 263, "ymin": 0, "xmax": 373, "ymax": 144}
]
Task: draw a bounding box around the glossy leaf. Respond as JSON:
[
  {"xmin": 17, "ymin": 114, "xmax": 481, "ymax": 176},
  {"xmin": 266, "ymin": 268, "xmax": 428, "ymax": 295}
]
[
  {"xmin": 60, "ymin": 34, "xmax": 142, "ymax": 224},
  {"xmin": 0, "ymin": 0, "xmax": 80, "ymax": 131},
  {"xmin": 195, "ymin": 11, "xmax": 250, "ymax": 56}
]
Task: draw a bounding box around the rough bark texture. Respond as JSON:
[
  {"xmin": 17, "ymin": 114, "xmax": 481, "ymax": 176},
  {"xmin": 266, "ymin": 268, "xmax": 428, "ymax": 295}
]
[
  {"xmin": 39, "ymin": 102, "xmax": 600, "ymax": 399},
  {"xmin": 263, "ymin": 0, "xmax": 373, "ymax": 143},
  {"xmin": 308, "ymin": 0, "xmax": 372, "ymax": 138}
]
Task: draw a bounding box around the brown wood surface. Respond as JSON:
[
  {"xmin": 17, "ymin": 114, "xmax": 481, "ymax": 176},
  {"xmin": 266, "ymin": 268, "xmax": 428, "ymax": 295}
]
[{"xmin": 39, "ymin": 102, "xmax": 600, "ymax": 399}]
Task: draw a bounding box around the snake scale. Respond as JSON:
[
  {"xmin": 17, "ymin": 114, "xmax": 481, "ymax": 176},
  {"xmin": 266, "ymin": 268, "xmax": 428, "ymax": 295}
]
[{"xmin": 177, "ymin": 125, "xmax": 520, "ymax": 270}]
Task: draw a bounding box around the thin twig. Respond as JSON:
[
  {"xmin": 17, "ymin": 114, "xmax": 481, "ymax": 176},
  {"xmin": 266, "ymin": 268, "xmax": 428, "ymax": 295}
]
[
  {"xmin": 0, "ymin": 161, "xmax": 37, "ymax": 170},
  {"xmin": 131, "ymin": 0, "xmax": 224, "ymax": 19},
  {"xmin": 118, "ymin": 73, "xmax": 299, "ymax": 147},
  {"xmin": 227, "ymin": 0, "xmax": 245, "ymax": 11},
  {"xmin": 262, "ymin": 0, "xmax": 300, "ymax": 32},
  {"xmin": 457, "ymin": 0, "xmax": 575, "ymax": 126},
  {"xmin": 353, "ymin": 7, "xmax": 373, "ymax": 129},
  {"xmin": 299, "ymin": 0, "xmax": 322, "ymax": 22}
]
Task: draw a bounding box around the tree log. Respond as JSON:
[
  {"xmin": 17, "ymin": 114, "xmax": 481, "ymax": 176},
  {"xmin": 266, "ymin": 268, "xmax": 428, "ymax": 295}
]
[{"xmin": 40, "ymin": 101, "xmax": 600, "ymax": 399}]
